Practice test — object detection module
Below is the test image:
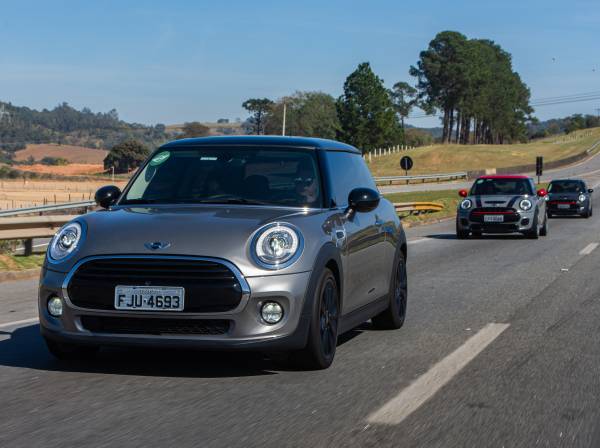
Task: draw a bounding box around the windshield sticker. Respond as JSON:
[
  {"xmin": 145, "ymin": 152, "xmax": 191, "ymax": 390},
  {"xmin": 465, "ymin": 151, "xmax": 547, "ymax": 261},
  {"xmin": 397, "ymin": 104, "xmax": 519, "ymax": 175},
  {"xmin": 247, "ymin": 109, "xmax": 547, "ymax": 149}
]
[{"xmin": 150, "ymin": 151, "xmax": 170, "ymax": 166}]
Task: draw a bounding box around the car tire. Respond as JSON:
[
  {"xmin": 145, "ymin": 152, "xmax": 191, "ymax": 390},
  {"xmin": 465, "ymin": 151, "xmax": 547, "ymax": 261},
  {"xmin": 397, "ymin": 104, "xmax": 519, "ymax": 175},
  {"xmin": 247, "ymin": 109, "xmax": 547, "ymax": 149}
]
[
  {"xmin": 540, "ymin": 214, "xmax": 548, "ymax": 236},
  {"xmin": 44, "ymin": 338, "xmax": 99, "ymax": 360},
  {"xmin": 525, "ymin": 213, "xmax": 539, "ymax": 239},
  {"xmin": 456, "ymin": 218, "xmax": 469, "ymax": 239},
  {"xmin": 372, "ymin": 251, "xmax": 408, "ymax": 330},
  {"xmin": 294, "ymin": 268, "xmax": 339, "ymax": 370}
]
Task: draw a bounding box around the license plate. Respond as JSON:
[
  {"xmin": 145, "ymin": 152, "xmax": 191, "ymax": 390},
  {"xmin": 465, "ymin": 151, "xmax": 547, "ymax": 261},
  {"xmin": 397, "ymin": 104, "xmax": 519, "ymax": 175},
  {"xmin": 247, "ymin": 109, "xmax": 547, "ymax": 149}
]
[
  {"xmin": 557, "ymin": 204, "xmax": 570, "ymax": 209},
  {"xmin": 114, "ymin": 286, "xmax": 184, "ymax": 311},
  {"xmin": 484, "ymin": 215, "xmax": 504, "ymax": 223}
]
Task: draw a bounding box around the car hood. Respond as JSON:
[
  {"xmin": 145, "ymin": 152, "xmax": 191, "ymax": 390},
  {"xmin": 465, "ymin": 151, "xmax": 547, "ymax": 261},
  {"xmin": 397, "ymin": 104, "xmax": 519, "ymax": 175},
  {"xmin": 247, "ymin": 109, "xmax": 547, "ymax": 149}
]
[
  {"xmin": 547, "ymin": 192, "xmax": 581, "ymax": 200},
  {"xmin": 52, "ymin": 205, "xmax": 327, "ymax": 276}
]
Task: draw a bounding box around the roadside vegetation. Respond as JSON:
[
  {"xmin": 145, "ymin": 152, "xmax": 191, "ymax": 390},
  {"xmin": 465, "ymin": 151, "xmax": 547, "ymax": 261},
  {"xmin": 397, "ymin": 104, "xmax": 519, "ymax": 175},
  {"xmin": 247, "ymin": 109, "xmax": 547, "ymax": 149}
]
[
  {"xmin": 384, "ymin": 189, "xmax": 459, "ymax": 225},
  {"xmin": 0, "ymin": 254, "xmax": 45, "ymax": 271}
]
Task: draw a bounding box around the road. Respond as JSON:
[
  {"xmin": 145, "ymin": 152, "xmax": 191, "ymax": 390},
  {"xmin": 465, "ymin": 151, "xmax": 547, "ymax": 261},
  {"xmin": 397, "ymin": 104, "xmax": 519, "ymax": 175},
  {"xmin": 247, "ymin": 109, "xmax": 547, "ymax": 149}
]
[
  {"xmin": 381, "ymin": 142, "xmax": 600, "ymax": 193},
  {"xmin": 3, "ymin": 196, "xmax": 600, "ymax": 446}
]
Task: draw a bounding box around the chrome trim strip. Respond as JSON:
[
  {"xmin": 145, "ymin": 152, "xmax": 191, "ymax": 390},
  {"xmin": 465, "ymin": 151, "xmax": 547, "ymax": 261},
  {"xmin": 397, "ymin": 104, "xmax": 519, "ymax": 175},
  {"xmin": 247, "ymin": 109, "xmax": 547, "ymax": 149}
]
[{"xmin": 61, "ymin": 255, "xmax": 251, "ymax": 316}]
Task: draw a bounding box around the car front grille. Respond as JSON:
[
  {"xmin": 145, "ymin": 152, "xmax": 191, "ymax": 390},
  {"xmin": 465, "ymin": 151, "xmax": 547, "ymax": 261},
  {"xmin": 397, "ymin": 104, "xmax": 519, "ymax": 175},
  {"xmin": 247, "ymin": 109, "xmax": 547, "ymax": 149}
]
[
  {"xmin": 67, "ymin": 257, "xmax": 245, "ymax": 313},
  {"xmin": 469, "ymin": 207, "xmax": 520, "ymax": 223},
  {"xmin": 80, "ymin": 316, "xmax": 231, "ymax": 335}
]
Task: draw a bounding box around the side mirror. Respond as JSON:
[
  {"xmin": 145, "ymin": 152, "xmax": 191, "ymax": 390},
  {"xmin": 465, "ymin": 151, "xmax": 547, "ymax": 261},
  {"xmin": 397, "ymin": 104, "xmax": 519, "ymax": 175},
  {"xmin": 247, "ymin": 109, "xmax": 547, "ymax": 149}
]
[
  {"xmin": 589, "ymin": 189, "xmax": 594, "ymax": 193},
  {"xmin": 537, "ymin": 189, "xmax": 547, "ymax": 197},
  {"xmin": 95, "ymin": 185, "xmax": 122, "ymax": 209},
  {"xmin": 459, "ymin": 189, "xmax": 468, "ymax": 198},
  {"xmin": 347, "ymin": 188, "xmax": 380, "ymax": 214}
]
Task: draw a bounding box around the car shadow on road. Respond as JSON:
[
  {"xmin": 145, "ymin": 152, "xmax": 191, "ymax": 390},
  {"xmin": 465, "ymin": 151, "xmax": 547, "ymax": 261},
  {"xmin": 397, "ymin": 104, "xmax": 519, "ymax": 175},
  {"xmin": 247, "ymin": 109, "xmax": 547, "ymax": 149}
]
[
  {"xmin": 425, "ymin": 233, "xmax": 528, "ymax": 240},
  {"xmin": 548, "ymin": 215, "xmax": 585, "ymax": 219},
  {"xmin": 0, "ymin": 323, "xmax": 372, "ymax": 377}
]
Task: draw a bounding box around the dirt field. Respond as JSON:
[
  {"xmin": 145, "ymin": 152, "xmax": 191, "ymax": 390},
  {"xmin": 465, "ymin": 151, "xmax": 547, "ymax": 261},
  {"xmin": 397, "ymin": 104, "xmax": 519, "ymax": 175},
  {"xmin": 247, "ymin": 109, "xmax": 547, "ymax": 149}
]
[
  {"xmin": 14, "ymin": 144, "xmax": 107, "ymax": 164},
  {"xmin": 16, "ymin": 163, "xmax": 106, "ymax": 175},
  {"xmin": 0, "ymin": 179, "xmax": 128, "ymax": 210}
]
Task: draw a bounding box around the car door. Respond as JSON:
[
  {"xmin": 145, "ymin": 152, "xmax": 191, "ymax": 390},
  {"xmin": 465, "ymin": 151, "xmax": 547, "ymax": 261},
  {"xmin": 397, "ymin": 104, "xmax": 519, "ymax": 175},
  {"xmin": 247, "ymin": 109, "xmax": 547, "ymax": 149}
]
[{"xmin": 324, "ymin": 151, "xmax": 386, "ymax": 314}]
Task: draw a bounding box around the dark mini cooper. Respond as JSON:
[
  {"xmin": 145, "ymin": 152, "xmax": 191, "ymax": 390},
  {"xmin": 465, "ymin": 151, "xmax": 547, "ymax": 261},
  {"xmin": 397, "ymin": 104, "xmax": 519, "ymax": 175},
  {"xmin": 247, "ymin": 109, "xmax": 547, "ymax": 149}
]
[
  {"xmin": 456, "ymin": 175, "xmax": 548, "ymax": 239},
  {"xmin": 39, "ymin": 136, "xmax": 407, "ymax": 369},
  {"xmin": 546, "ymin": 179, "xmax": 593, "ymax": 218}
]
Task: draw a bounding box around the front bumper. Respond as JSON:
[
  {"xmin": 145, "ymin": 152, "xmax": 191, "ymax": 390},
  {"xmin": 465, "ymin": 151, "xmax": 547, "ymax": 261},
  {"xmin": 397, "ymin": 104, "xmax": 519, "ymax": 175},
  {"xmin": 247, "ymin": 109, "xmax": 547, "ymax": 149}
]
[
  {"xmin": 38, "ymin": 261, "xmax": 313, "ymax": 351},
  {"xmin": 547, "ymin": 202, "xmax": 588, "ymax": 215},
  {"xmin": 457, "ymin": 208, "xmax": 536, "ymax": 233}
]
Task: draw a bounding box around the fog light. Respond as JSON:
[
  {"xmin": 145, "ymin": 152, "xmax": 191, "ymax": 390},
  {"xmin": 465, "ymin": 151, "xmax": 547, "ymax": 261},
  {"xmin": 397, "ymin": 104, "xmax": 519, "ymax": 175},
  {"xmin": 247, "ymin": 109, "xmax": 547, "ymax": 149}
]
[
  {"xmin": 261, "ymin": 301, "xmax": 283, "ymax": 324},
  {"xmin": 48, "ymin": 296, "xmax": 63, "ymax": 317}
]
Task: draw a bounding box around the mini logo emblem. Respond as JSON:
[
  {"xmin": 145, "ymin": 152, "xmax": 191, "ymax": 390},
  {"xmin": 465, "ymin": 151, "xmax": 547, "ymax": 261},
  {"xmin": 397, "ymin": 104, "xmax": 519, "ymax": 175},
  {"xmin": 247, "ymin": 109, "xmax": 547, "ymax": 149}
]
[{"xmin": 145, "ymin": 241, "xmax": 171, "ymax": 250}]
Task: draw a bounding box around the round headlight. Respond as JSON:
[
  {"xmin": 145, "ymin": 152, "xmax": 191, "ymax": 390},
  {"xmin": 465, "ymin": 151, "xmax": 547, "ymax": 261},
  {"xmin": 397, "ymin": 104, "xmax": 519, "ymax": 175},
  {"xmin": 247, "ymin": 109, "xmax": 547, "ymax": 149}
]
[
  {"xmin": 460, "ymin": 199, "xmax": 472, "ymax": 210},
  {"xmin": 578, "ymin": 194, "xmax": 586, "ymax": 202},
  {"xmin": 252, "ymin": 223, "xmax": 303, "ymax": 269},
  {"xmin": 49, "ymin": 222, "xmax": 83, "ymax": 262},
  {"xmin": 519, "ymin": 199, "xmax": 532, "ymax": 211}
]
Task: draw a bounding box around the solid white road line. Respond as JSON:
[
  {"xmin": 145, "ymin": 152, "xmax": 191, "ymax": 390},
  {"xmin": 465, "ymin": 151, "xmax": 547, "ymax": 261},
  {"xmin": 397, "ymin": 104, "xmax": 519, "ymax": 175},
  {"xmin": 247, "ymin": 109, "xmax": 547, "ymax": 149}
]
[
  {"xmin": 367, "ymin": 322, "xmax": 510, "ymax": 425},
  {"xmin": 580, "ymin": 242, "xmax": 599, "ymax": 256},
  {"xmin": 0, "ymin": 317, "xmax": 39, "ymax": 330},
  {"xmin": 407, "ymin": 238, "xmax": 428, "ymax": 245}
]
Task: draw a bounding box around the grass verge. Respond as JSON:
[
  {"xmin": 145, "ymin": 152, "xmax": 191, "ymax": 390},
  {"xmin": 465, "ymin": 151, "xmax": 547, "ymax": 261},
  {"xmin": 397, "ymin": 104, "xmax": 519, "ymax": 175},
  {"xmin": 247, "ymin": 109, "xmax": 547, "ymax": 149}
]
[
  {"xmin": 370, "ymin": 127, "xmax": 600, "ymax": 176},
  {"xmin": 384, "ymin": 189, "xmax": 459, "ymax": 225},
  {"xmin": 0, "ymin": 254, "xmax": 45, "ymax": 271}
]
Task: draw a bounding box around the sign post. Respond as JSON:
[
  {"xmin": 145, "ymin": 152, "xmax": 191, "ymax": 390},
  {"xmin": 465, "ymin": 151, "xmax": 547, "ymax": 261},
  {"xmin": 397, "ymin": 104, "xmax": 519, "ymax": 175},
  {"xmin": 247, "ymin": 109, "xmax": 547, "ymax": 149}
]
[{"xmin": 536, "ymin": 156, "xmax": 543, "ymax": 184}]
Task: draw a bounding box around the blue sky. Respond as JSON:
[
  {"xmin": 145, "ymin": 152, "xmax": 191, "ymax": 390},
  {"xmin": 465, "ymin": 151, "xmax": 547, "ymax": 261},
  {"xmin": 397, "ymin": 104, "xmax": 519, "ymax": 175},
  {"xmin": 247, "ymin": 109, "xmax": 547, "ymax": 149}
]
[{"xmin": 1, "ymin": 0, "xmax": 599, "ymax": 127}]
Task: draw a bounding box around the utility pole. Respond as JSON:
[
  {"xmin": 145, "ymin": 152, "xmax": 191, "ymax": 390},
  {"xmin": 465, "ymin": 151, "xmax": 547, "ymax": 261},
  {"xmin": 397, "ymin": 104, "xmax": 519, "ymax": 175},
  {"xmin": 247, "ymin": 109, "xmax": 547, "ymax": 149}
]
[
  {"xmin": 282, "ymin": 101, "xmax": 287, "ymax": 136},
  {"xmin": 596, "ymin": 108, "xmax": 600, "ymax": 119}
]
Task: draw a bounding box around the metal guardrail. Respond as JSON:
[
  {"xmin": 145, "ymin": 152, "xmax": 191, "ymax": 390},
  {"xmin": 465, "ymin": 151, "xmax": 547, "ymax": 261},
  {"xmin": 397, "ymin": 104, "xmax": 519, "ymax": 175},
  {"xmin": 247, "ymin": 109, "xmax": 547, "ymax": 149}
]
[
  {"xmin": 394, "ymin": 202, "xmax": 445, "ymax": 214},
  {"xmin": 0, "ymin": 200, "xmax": 95, "ymax": 217},
  {"xmin": 0, "ymin": 215, "xmax": 80, "ymax": 255},
  {"xmin": 374, "ymin": 172, "xmax": 467, "ymax": 185}
]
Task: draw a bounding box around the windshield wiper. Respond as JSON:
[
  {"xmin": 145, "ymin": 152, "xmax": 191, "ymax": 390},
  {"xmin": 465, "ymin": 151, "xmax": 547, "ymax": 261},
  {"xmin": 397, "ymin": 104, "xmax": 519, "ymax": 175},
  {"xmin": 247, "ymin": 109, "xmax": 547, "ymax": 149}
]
[{"xmin": 119, "ymin": 199, "xmax": 162, "ymax": 205}]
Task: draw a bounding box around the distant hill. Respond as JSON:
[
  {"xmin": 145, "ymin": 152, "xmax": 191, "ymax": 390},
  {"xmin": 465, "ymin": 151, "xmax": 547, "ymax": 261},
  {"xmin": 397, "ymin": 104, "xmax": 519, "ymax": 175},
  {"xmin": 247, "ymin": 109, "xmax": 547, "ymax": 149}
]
[
  {"xmin": 406, "ymin": 124, "xmax": 443, "ymax": 140},
  {"xmin": 0, "ymin": 102, "xmax": 170, "ymax": 156},
  {"xmin": 14, "ymin": 144, "xmax": 107, "ymax": 164}
]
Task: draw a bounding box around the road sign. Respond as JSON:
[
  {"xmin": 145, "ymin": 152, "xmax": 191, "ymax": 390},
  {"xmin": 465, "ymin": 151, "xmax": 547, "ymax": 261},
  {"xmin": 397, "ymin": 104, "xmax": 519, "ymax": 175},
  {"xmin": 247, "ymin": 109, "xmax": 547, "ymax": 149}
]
[{"xmin": 400, "ymin": 156, "xmax": 413, "ymax": 171}]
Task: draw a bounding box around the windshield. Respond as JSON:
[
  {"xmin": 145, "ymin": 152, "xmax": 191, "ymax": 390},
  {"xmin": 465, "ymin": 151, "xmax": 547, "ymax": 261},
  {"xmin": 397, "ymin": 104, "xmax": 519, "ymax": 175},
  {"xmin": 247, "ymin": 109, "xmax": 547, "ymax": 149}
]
[
  {"xmin": 470, "ymin": 178, "xmax": 534, "ymax": 196},
  {"xmin": 121, "ymin": 147, "xmax": 323, "ymax": 208},
  {"xmin": 548, "ymin": 180, "xmax": 583, "ymax": 193}
]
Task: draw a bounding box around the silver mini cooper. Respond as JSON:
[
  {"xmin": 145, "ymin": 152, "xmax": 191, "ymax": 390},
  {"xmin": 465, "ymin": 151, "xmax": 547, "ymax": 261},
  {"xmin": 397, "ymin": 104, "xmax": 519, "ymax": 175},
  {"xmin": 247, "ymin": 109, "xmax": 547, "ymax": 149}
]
[
  {"xmin": 39, "ymin": 136, "xmax": 407, "ymax": 369},
  {"xmin": 456, "ymin": 175, "xmax": 548, "ymax": 239}
]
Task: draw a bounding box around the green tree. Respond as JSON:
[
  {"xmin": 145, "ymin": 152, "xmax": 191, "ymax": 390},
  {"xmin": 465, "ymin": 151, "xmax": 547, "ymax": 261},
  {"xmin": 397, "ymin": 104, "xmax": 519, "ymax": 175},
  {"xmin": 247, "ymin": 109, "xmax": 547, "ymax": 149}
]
[
  {"xmin": 391, "ymin": 82, "xmax": 418, "ymax": 133},
  {"xmin": 264, "ymin": 91, "xmax": 340, "ymax": 138},
  {"xmin": 178, "ymin": 121, "xmax": 210, "ymax": 139},
  {"xmin": 336, "ymin": 62, "xmax": 402, "ymax": 151},
  {"xmin": 242, "ymin": 98, "xmax": 274, "ymax": 134},
  {"xmin": 104, "ymin": 140, "xmax": 149, "ymax": 174},
  {"xmin": 410, "ymin": 31, "xmax": 533, "ymax": 145}
]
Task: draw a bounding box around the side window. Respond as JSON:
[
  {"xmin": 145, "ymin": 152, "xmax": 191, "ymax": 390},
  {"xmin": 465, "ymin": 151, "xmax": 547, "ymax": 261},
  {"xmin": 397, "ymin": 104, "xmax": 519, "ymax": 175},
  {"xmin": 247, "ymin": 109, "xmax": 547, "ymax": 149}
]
[{"xmin": 326, "ymin": 151, "xmax": 377, "ymax": 207}]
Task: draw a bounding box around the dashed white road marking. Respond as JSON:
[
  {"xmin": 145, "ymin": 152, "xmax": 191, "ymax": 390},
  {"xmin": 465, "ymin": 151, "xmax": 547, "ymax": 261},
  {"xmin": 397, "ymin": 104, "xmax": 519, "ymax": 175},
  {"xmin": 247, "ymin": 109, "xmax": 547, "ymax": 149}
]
[
  {"xmin": 0, "ymin": 317, "xmax": 39, "ymax": 330},
  {"xmin": 580, "ymin": 243, "xmax": 599, "ymax": 256},
  {"xmin": 367, "ymin": 323, "xmax": 510, "ymax": 425}
]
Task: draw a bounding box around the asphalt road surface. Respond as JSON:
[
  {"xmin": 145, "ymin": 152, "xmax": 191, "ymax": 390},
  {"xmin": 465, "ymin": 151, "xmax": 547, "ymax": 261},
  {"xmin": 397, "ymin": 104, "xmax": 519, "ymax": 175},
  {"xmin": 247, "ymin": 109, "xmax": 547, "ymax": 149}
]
[
  {"xmin": 381, "ymin": 141, "xmax": 600, "ymax": 194},
  {"xmin": 3, "ymin": 188, "xmax": 600, "ymax": 447}
]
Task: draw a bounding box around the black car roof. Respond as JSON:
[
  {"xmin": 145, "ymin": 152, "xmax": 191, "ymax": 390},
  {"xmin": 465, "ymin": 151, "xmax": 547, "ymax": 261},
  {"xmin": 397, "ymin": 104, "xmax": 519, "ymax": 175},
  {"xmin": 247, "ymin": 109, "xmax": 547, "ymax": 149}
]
[{"xmin": 160, "ymin": 135, "xmax": 361, "ymax": 154}]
